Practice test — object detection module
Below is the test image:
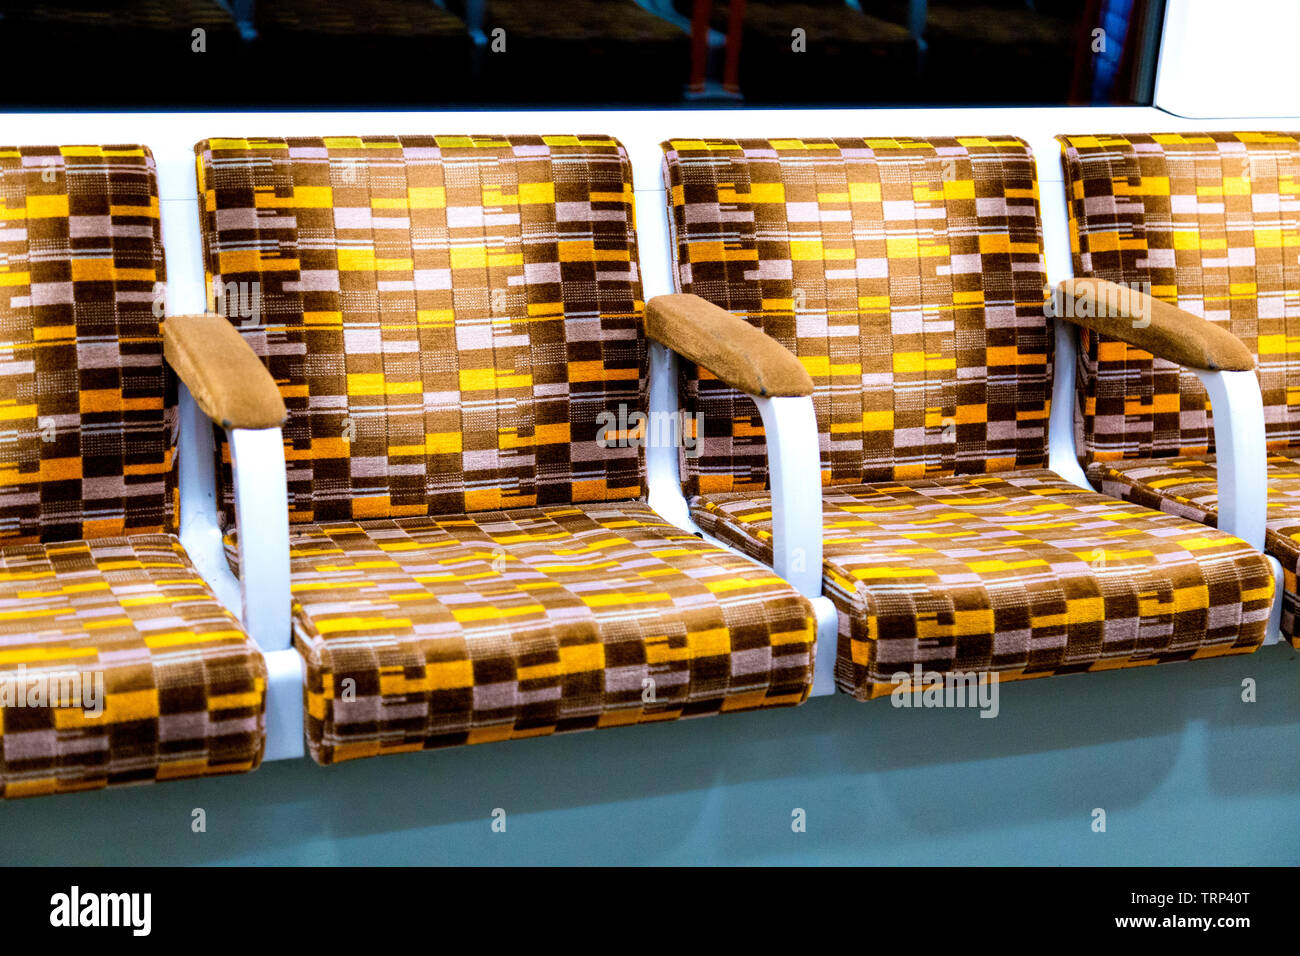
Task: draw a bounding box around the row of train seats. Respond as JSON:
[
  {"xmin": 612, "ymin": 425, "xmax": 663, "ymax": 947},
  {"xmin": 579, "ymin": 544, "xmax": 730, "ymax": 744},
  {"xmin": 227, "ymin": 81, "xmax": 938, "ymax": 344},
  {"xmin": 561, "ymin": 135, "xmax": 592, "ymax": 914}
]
[{"xmin": 0, "ymin": 130, "xmax": 1295, "ymax": 797}]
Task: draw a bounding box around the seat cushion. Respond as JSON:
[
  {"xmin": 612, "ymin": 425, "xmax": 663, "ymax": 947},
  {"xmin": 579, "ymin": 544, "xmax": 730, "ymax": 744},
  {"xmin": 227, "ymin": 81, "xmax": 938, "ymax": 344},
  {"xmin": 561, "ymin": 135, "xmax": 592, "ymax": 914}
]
[
  {"xmin": 692, "ymin": 470, "xmax": 1274, "ymax": 699},
  {"xmin": 0, "ymin": 535, "xmax": 266, "ymax": 798},
  {"xmin": 1089, "ymin": 454, "xmax": 1300, "ymax": 647},
  {"xmin": 274, "ymin": 501, "xmax": 815, "ymax": 764}
]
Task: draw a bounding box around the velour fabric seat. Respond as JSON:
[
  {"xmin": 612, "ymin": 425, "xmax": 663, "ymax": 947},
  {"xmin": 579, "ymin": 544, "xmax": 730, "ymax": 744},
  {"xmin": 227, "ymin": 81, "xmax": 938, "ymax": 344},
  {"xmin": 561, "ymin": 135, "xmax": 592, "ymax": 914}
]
[
  {"xmin": 193, "ymin": 135, "xmax": 816, "ymax": 765},
  {"xmin": 237, "ymin": 504, "xmax": 811, "ymax": 762},
  {"xmin": 1059, "ymin": 131, "xmax": 1300, "ymax": 646},
  {"xmin": 0, "ymin": 145, "xmax": 266, "ymax": 797},
  {"xmin": 696, "ymin": 471, "xmax": 1267, "ymax": 693},
  {"xmin": 659, "ymin": 135, "xmax": 1275, "ymax": 699},
  {"xmin": 1085, "ymin": 454, "xmax": 1300, "ymax": 607}
]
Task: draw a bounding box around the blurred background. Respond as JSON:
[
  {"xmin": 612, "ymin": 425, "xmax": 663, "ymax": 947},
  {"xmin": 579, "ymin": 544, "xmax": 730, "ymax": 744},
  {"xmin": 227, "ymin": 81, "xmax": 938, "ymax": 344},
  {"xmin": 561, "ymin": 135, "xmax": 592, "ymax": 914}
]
[{"xmin": 0, "ymin": 0, "xmax": 1165, "ymax": 108}]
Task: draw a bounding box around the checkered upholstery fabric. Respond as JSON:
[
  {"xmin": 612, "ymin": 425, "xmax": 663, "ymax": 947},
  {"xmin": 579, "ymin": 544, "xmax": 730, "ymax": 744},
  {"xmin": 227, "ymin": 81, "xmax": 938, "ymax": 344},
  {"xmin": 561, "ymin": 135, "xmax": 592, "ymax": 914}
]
[
  {"xmin": 694, "ymin": 471, "xmax": 1273, "ymax": 698},
  {"xmin": 661, "ymin": 136, "xmax": 1052, "ymax": 497},
  {"xmin": 199, "ymin": 134, "xmax": 816, "ymax": 762},
  {"xmin": 1061, "ymin": 131, "xmax": 1300, "ymax": 647},
  {"xmin": 0, "ymin": 145, "xmax": 265, "ymax": 798},
  {"xmin": 1058, "ymin": 131, "xmax": 1300, "ymax": 462},
  {"xmin": 0, "ymin": 144, "xmax": 175, "ymax": 543},
  {"xmin": 1089, "ymin": 453, "xmax": 1300, "ymax": 645},
  {"xmin": 228, "ymin": 501, "xmax": 812, "ymax": 764},
  {"xmin": 195, "ymin": 135, "xmax": 645, "ymax": 529},
  {"xmin": 663, "ymin": 135, "xmax": 1275, "ymax": 692},
  {"xmin": 0, "ymin": 534, "xmax": 266, "ymax": 798}
]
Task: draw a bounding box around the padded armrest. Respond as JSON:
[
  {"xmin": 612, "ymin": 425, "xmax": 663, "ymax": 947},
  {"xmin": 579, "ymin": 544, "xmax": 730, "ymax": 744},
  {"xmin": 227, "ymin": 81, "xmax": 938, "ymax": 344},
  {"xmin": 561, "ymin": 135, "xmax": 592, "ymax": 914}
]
[
  {"xmin": 163, "ymin": 313, "xmax": 287, "ymax": 429},
  {"xmin": 646, "ymin": 294, "xmax": 813, "ymax": 397},
  {"xmin": 1052, "ymin": 278, "xmax": 1255, "ymax": 372}
]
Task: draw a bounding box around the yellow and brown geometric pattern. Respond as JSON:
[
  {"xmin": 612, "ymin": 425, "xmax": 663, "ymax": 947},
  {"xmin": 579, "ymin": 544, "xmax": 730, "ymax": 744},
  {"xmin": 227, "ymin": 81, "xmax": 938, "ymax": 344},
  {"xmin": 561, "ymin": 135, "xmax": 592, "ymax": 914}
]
[
  {"xmin": 661, "ymin": 135, "xmax": 1053, "ymax": 496},
  {"xmin": 663, "ymin": 134, "xmax": 1276, "ymax": 694},
  {"xmin": 1089, "ymin": 453, "xmax": 1300, "ymax": 643},
  {"xmin": 236, "ymin": 501, "xmax": 814, "ymax": 765},
  {"xmin": 1061, "ymin": 131, "xmax": 1300, "ymax": 646},
  {"xmin": 0, "ymin": 534, "xmax": 266, "ymax": 798},
  {"xmin": 0, "ymin": 143, "xmax": 176, "ymax": 543},
  {"xmin": 0, "ymin": 144, "xmax": 266, "ymax": 798},
  {"xmin": 693, "ymin": 470, "xmax": 1273, "ymax": 698},
  {"xmin": 195, "ymin": 135, "xmax": 646, "ymax": 529},
  {"xmin": 1059, "ymin": 131, "xmax": 1300, "ymax": 460},
  {"xmin": 198, "ymin": 134, "xmax": 817, "ymax": 762}
]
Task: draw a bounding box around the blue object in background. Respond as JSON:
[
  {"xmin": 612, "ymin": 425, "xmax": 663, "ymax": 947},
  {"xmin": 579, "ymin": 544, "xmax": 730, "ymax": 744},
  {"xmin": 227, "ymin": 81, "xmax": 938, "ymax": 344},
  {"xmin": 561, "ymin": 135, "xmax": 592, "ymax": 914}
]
[{"xmin": 1093, "ymin": 0, "xmax": 1134, "ymax": 102}]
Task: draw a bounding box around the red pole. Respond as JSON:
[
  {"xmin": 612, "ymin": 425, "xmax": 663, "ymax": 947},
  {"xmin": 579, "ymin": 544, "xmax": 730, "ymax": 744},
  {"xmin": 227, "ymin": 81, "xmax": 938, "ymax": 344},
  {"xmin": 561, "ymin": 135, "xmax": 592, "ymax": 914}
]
[{"xmin": 723, "ymin": 0, "xmax": 746, "ymax": 96}]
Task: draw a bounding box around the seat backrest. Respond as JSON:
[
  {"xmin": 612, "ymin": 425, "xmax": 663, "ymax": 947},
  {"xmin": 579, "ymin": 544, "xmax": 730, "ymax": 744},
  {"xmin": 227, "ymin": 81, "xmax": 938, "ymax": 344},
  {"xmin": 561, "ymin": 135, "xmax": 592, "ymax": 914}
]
[
  {"xmin": 1059, "ymin": 131, "xmax": 1300, "ymax": 464},
  {"xmin": 0, "ymin": 144, "xmax": 173, "ymax": 543},
  {"xmin": 661, "ymin": 135, "xmax": 1051, "ymax": 495},
  {"xmin": 195, "ymin": 134, "xmax": 645, "ymax": 526}
]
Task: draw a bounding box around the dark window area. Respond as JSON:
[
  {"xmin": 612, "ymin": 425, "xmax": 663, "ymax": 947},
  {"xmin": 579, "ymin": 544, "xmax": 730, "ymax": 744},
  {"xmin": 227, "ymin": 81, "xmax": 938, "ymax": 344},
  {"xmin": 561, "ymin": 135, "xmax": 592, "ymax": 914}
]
[{"xmin": 0, "ymin": 0, "xmax": 1165, "ymax": 108}]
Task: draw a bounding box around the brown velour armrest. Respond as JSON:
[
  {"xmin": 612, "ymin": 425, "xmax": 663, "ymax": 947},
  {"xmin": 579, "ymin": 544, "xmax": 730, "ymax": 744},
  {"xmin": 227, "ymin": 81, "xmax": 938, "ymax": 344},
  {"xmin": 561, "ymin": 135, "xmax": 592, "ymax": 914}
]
[
  {"xmin": 1052, "ymin": 278, "xmax": 1255, "ymax": 372},
  {"xmin": 645, "ymin": 294, "xmax": 813, "ymax": 397},
  {"xmin": 162, "ymin": 313, "xmax": 287, "ymax": 430}
]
